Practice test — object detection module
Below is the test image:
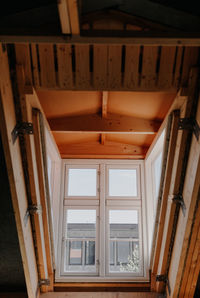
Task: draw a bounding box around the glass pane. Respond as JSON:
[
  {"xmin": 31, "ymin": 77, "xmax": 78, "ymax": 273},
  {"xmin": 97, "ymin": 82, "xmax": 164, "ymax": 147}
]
[
  {"xmin": 65, "ymin": 209, "xmax": 97, "ymax": 273},
  {"xmin": 109, "ymin": 210, "xmax": 140, "ymax": 273},
  {"xmin": 68, "ymin": 169, "xmax": 97, "ymax": 196},
  {"xmin": 109, "ymin": 169, "xmax": 137, "ymax": 197}
]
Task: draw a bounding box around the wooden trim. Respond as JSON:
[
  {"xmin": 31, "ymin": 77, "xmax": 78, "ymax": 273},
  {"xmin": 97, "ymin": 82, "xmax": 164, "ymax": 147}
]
[
  {"xmin": 67, "ymin": 0, "xmax": 80, "ymax": 35},
  {"xmin": 49, "ymin": 113, "xmax": 160, "ymax": 134},
  {"xmin": 0, "ymin": 45, "xmax": 39, "ymax": 298},
  {"xmin": 57, "ymin": 0, "xmax": 71, "ymax": 34},
  {"xmin": 32, "ymin": 109, "xmax": 54, "ymax": 291},
  {"xmin": 60, "ymin": 154, "xmax": 145, "ymax": 159},
  {"xmin": 2, "ymin": 35, "xmax": 200, "ymax": 45}
]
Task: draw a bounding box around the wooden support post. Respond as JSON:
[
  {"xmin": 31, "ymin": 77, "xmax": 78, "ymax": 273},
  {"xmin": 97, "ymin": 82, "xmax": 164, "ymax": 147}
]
[{"xmin": 0, "ymin": 45, "xmax": 39, "ymax": 297}]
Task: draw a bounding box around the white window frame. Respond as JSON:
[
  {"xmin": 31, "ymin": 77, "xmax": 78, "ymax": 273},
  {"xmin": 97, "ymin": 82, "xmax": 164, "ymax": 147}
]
[{"xmin": 56, "ymin": 159, "xmax": 149, "ymax": 282}]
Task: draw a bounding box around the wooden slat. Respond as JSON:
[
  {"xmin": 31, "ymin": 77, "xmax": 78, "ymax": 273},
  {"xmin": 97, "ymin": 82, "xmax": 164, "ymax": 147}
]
[
  {"xmin": 93, "ymin": 45, "xmax": 108, "ymax": 89},
  {"xmin": 156, "ymin": 68, "xmax": 199, "ymax": 293},
  {"xmin": 32, "ymin": 109, "xmax": 54, "ymax": 291},
  {"xmin": 173, "ymin": 46, "xmax": 184, "ymax": 88},
  {"xmin": 40, "ymin": 292, "xmax": 160, "ymax": 298},
  {"xmin": 31, "ymin": 44, "xmax": 40, "ymax": 88},
  {"xmin": 157, "ymin": 46, "xmax": 176, "ymax": 89},
  {"xmin": 108, "ymin": 45, "xmax": 122, "ymax": 89},
  {"xmin": 15, "ymin": 43, "xmax": 32, "ymax": 90},
  {"xmin": 141, "ymin": 46, "xmax": 158, "ymax": 89},
  {"xmin": 75, "ymin": 44, "xmax": 90, "ymax": 89},
  {"xmin": 57, "ymin": 44, "xmax": 73, "ymax": 89},
  {"xmin": 123, "ymin": 45, "xmax": 140, "ymax": 89},
  {"xmin": 181, "ymin": 47, "xmax": 199, "ymax": 86},
  {"xmin": 0, "ymin": 45, "xmax": 39, "ymax": 298},
  {"xmin": 57, "ymin": 0, "xmax": 71, "ymax": 34},
  {"xmin": 48, "ymin": 113, "xmax": 160, "ymax": 134},
  {"xmin": 38, "ymin": 44, "xmax": 56, "ymax": 88},
  {"xmin": 67, "ymin": 0, "xmax": 80, "ymax": 35},
  {"xmin": 2, "ymin": 35, "xmax": 200, "ymax": 45},
  {"xmin": 59, "ymin": 140, "xmax": 147, "ymax": 158}
]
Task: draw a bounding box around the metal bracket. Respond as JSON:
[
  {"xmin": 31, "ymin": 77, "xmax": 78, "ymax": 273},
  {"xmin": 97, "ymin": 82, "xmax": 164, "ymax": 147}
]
[
  {"xmin": 179, "ymin": 118, "xmax": 200, "ymax": 141},
  {"xmin": 38, "ymin": 279, "xmax": 50, "ymax": 287},
  {"xmin": 12, "ymin": 122, "xmax": 34, "ymax": 144},
  {"xmin": 172, "ymin": 194, "xmax": 186, "ymax": 217},
  {"xmin": 156, "ymin": 275, "xmax": 171, "ymax": 296},
  {"xmin": 23, "ymin": 205, "xmax": 42, "ymax": 227}
]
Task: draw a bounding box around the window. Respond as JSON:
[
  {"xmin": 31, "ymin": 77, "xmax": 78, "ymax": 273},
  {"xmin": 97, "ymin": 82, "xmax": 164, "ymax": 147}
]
[{"xmin": 57, "ymin": 160, "xmax": 147, "ymax": 281}]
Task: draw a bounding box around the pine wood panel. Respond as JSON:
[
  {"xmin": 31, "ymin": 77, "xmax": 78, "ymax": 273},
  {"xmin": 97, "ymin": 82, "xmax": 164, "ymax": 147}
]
[
  {"xmin": 140, "ymin": 46, "xmax": 158, "ymax": 89},
  {"xmin": 173, "ymin": 47, "xmax": 184, "ymax": 88},
  {"xmin": 15, "ymin": 43, "xmax": 32, "ymax": 89},
  {"xmin": 57, "ymin": 44, "xmax": 73, "ymax": 89},
  {"xmin": 181, "ymin": 47, "xmax": 199, "ymax": 86},
  {"xmin": 38, "ymin": 44, "xmax": 56, "ymax": 88},
  {"xmin": 31, "ymin": 44, "xmax": 40, "ymax": 88},
  {"xmin": 123, "ymin": 45, "xmax": 140, "ymax": 89},
  {"xmin": 93, "ymin": 45, "xmax": 108, "ymax": 89},
  {"xmin": 108, "ymin": 45, "xmax": 122, "ymax": 89},
  {"xmin": 75, "ymin": 44, "xmax": 90, "ymax": 89},
  {"xmin": 157, "ymin": 46, "xmax": 176, "ymax": 89}
]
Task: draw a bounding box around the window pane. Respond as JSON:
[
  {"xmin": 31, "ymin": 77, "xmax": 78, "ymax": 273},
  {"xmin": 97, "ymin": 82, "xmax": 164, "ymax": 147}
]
[
  {"xmin": 65, "ymin": 209, "xmax": 96, "ymax": 273},
  {"xmin": 109, "ymin": 210, "xmax": 140, "ymax": 273},
  {"xmin": 109, "ymin": 169, "xmax": 137, "ymax": 197},
  {"xmin": 68, "ymin": 169, "xmax": 97, "ymax": 196}
]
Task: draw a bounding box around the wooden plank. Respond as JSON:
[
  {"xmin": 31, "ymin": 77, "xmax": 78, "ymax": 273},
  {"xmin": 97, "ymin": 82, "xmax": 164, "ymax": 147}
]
[
  {"xmin": 32, "ymin": 109, "xmax": 54, "ymax": 291},
  {"xmin": 157, "ymin": 46, "xmax": 176, "ymax": 89},
  {"xmin": 168, "ymin": 91, "xmax": 200, "ymax": 297},
  {"xmin": 40, "ymin": 292, "xmax": 160, "ymax": 298},
  {"xmin": 123, "ymin": 45, "xmax": 140, "ymax": 89},
  {"xmin": 141, "ymin": 46, "xmax": 158, "ymax": 89},
  {"xmin": 67, "ymin": 0, "xmax": 80, "ymax": 35},
  {"xmin": 181, "ymin": 47, "xmax": 199, "ymax": 86},
  {"xmin": 48, "ymin": 113, "xmax": 161, "ymax": 134},
  {"xmin": 173, "ymin": 46, "xmax": 184, "ymax": 88},
  {"xmin": 93, "ymin": 45, "xmax": 108, "ymax": 89},
  {"xmin": 108, "ymin": 45, "xmax": 122, "ymax": 89},
  {"xmin": 54, "ymin": 282, "xmax": 150, "ymax": 288},
  {"xmin": 16, "ymin": 65, "xmax": 49, "ymax": 293},
  {"xmin": 15, "ymin": 43, "xmax": 32, "ymax": 91},
  {"xmin": 31, "ymin": 44, "xmax": 40, "ymax": 88},
  {"xmin": 38, "ymin": 44, "xmax": 56, "ymax": 88},
  {"xmin": 102, "ymin": 91, "xmax": 108, "ymax": 118},
  {"xmin": 57, "ymin": 44, "xmax": 73, "ymax": 89},
  {"xmin": 156, "ymin": 68, "xmax": 199, "ymax": 293},
  {"xmin": 75, "ymin": 44, "xmax": 90, "ymax": 89},
  {"xmin": 57, "ymin": 0, "xmax": 71, "ymax": 34},
  {"xmin": 0, "ymin": 45, "xmax": 38, "ymax": 298},
  {"xmin": 59, "ymin": 141, "xmax": 147, "ymax": 158},
  {"xmin": 2, "ymin": 35, "xmax": 200, "ymax": 46},
  {"xmin": 151, "ymin": 110, "xmax": 180, "ymax": 290}
]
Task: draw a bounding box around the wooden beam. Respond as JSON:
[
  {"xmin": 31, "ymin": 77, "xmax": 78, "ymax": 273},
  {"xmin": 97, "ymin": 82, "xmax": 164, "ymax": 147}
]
[
  {"xmin": 59, "ymin": 140, "xmax": 147, "ymax": 159},
  {"xmin": 67, "ymin": 0, "xmax": 80, "ymax": 35},
  {"xmin": 49, "ymin": 113, "xmax": 160, "ymax": 134},
  {"xmin": 57, "ymin": 0, "xmax": 71, "ymax": 34},
  {"xmin": 102, "ymin": 91, "xmax": 108, "ymax": 118},
  {"xmin": 2, "ymin": 35, "xmax": 200, "ymax": 45}
]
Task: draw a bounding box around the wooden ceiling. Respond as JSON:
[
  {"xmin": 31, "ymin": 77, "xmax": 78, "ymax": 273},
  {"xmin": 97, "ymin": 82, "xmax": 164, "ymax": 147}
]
[{"xmin": 37, "ymin": 90, "xmax": 175, "ymax": 158}]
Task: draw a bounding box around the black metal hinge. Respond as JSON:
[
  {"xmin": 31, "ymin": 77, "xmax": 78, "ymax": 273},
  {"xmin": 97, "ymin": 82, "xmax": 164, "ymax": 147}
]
[
  {"xmin": 24, "ymin": 205, "xmax": 42, "ymax": 226},
  {"xmin": 172, "ymin": 194, "xmax": 186, "ymax": 217},
  {"xmin": 12, "ymin": 122, "xmax": 34, "ymax": 144},
  {"xmin": 179, "ymin": 118, "xmax": 200, "ymax": 141},
  {"xmin": 38, "ymin": 279, "xmax": 50, "ymax": 287},
  {"xmin": 156, "ymin": 275, "xmax": 171, "ymax": 296}
]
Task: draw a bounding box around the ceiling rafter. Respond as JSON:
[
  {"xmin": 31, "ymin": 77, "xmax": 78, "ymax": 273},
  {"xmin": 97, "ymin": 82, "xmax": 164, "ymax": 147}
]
[{"xmin": 48, "ymin": 113, "xmax": 161, "ymax": 134}]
